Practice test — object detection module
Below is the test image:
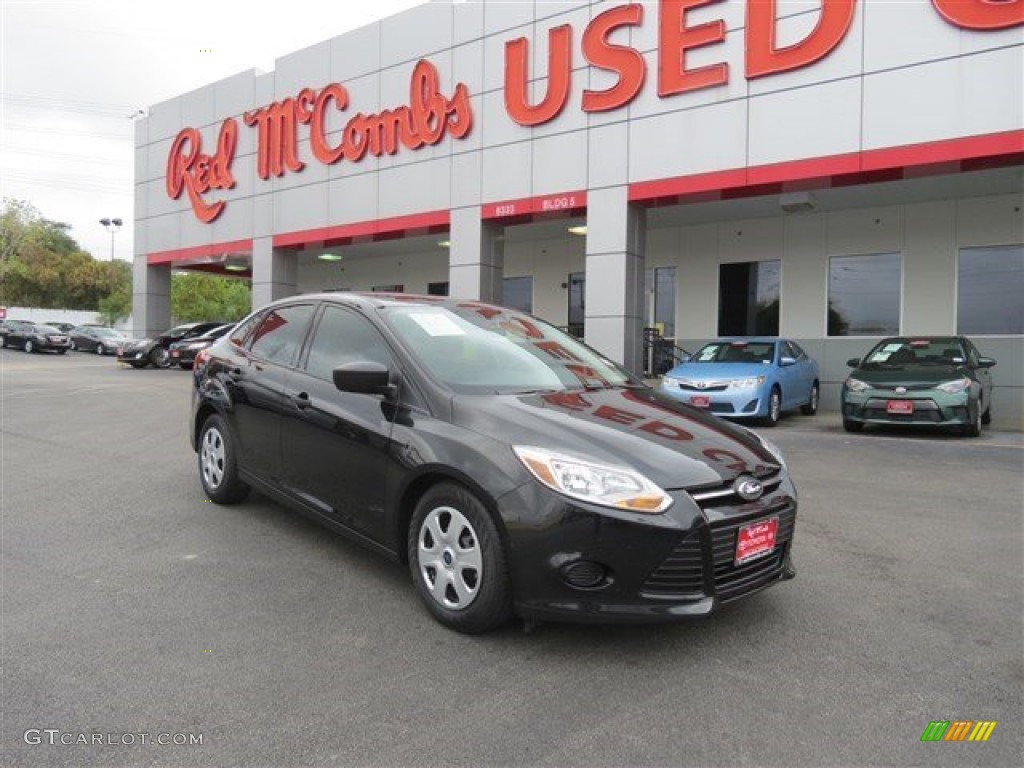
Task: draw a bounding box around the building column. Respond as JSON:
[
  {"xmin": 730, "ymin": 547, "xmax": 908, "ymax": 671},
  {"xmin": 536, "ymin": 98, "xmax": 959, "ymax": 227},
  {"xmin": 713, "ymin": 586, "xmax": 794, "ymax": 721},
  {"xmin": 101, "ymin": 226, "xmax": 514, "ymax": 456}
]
[
  {"xmin": 584, "ymin": 186, "xmax": 646, "ymax": 375},
  {"xmin": 449, "ymin": 207, "xmax": 504, "ymax": 302},
  {"xmin": 251, "ymin": 236, "xmax": 298, "ymax": 310},
  {"xmin": 131, "ymin": 257, "xmax": 171, "ymax": 339}
]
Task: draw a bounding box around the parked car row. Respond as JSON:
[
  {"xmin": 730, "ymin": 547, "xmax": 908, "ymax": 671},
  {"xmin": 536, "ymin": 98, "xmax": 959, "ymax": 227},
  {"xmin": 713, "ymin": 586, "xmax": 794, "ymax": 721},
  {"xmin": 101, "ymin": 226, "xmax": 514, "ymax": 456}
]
[
  {"xmin": 0, "ymin": 320, "xmax": 72, "ymax": 353},
  {"xmin": 659, "ymin": 335, "xmax": 995, "ymax": 437},
  {"xmin": 116, "ymin": 322, "xmax": 232, "ymax": 369}
]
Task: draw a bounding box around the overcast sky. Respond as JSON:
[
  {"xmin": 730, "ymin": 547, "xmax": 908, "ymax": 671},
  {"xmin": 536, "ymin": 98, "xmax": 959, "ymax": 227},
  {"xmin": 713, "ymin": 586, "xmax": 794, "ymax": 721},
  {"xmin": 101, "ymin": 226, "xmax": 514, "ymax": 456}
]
[{"xmin": 0, "ymin": 0, "xmax": 426, "ymax": 263}]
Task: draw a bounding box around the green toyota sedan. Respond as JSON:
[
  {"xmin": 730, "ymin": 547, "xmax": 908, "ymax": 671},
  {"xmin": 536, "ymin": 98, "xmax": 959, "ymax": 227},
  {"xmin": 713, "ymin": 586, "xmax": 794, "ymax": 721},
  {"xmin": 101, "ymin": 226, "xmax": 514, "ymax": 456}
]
[{"xmin": 841, "ymin": 336, "xmax": 995, "ymax": 437}]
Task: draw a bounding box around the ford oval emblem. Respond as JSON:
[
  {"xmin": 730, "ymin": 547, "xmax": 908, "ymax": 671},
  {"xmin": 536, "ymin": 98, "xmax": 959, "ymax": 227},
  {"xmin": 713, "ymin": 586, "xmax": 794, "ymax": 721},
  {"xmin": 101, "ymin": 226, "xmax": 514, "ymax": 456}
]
[
  {"xmin": 895, "ymin": 386, "xmax": 907, "ymax": 394},
  {"xmin": 734, "ymin": 476, "xmax": 764, "ymax": 501}
]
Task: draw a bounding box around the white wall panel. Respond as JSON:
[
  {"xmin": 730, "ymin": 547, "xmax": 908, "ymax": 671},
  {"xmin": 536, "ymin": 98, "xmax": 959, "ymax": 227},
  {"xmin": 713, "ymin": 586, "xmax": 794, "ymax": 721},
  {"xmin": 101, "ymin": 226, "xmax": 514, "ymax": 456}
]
[
  {"xmin": 481, "ymin": 142, "xmax": 534, "ymax": 202},
  {"xmin": 533, "ymin": 131, "xmax": 589, "ymax": 195},
  {"xmin": 451, "ymin": 151, "xmax": 483, "ymax": 209},
  {"xmin": 273, "ymin": 183, "xmax": 330, "ymax": 236},
  {"xmin": 329, "ymin": 23, "xmax": 381, "ymax": 82},
  {"xmin": 484, "ymin": 1, "xmax": 536, "ymax": 37},
  {"xmin": 274, "ymin": 41, "xmax": 331, "ymax": 100},
  {"xmin": 381, "ymin": 2, "xmax": 453, "ymax": 69},
  {"xmin": 483, "ymin": 22, "xmax": 530, "ymax": 96},
  {"xmin": 377, "ymin": 157, "xmax": 452, "ymax": 218},
  {"xmin": 147, "ymin": 99, "xmax": 182, "ymax": 143},
  {"xmin": 863, "ymin": 48, "xmax": 1023, "ymax": 151},
  {"xmin": 826, "ymin": 206, "xmax": 903, "ymax": 257},
  {"xmin": 629, "ymin": 99, "xmax": 747, "ymax": 182},
  {"xmin": 454, "ymin": 0, "xmax": 485, "ymax": 45},
  {"xmin": 748, "ymin": 77, "xmax": 861, "ymax": 166},
  {"xmin": 179, "ymin": 85, "xmax": 216, "ymax": 130},
  {"xmin": 327, "ymin": 172, "xmax": 380, "ymax": 225}
]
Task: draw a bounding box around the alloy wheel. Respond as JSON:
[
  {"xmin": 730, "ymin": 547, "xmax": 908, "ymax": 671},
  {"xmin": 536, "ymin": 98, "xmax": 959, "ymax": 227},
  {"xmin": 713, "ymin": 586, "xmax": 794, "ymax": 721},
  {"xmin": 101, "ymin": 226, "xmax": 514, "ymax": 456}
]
[
  {"xmin": 418, "ymin": 506, "xmax": 483, "ymax": 611},
  {"xmin": 201, "ymin": 426, "xmax": 226, "ymax": 489}
]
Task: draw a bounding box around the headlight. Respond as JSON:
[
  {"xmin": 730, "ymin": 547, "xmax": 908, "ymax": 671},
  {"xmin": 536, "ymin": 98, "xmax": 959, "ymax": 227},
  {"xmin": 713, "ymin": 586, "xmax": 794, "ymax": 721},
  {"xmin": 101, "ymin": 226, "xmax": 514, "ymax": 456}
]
[
  {"xmin": 513, "ymin": 446, "xmax": 672, "ymax": 514},
  {"xmin": 729, "ymin": 375, "xmax": 766, "ymax": 390},
  {"xmin": 845, "ymin": 377, "xmax": 871, "ymax": 393},
  {"xmin": 935, "ymin": 377, "xmax": 971, "ymax": 394}
]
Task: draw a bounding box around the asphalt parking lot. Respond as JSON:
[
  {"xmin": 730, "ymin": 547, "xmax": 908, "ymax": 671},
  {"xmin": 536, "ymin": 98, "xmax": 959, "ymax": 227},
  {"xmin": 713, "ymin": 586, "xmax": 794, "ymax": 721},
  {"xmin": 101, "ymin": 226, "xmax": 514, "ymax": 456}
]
[{"xmin": 2, "ymin": 348, "xmax": 1021, "ymax": 768}]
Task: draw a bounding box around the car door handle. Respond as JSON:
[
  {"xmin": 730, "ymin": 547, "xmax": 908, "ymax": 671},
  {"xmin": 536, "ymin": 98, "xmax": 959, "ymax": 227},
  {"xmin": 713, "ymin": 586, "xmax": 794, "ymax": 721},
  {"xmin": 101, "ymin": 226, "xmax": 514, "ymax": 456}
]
[{"xmin": 289, "ymin": 391, "xmax": 311, "ymax": 409}]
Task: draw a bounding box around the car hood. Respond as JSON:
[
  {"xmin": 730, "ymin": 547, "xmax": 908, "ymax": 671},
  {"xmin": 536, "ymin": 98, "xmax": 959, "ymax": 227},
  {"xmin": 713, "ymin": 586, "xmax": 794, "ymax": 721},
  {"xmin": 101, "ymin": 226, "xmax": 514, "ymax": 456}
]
[
  {"xmin": 851, "ymin": 364, "xmax": 969, "ymax": 386},
  {"xmin": 453, "ymin": 387, "xmax": 781, "ymax": 490},
  {"xmin": 665, "ymin": 362, "xmax": 773, "ymax": 381},
  {"xmin": 120, "ymin": 338, "xmax": 153, "ymax": 350}
]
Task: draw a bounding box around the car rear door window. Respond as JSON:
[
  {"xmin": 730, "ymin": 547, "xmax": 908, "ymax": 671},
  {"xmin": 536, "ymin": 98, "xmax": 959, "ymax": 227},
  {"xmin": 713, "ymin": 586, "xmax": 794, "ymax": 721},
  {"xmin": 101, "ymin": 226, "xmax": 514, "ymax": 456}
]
[
  {"xmin": 304, "ymin": 305, "xmax": 393, "ymax": 381},
  {"xmin": 248, "ymin": 304, "xmax": 315, "ymax": 367}
]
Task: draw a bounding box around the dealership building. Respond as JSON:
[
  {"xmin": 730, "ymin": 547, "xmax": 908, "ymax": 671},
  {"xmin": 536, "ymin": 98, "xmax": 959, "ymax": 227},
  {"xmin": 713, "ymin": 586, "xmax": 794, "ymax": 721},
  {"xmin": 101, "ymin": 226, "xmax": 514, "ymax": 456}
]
[{"xmin": 133, "ymin": 0, "xmax": 1023, "ymax": 425}]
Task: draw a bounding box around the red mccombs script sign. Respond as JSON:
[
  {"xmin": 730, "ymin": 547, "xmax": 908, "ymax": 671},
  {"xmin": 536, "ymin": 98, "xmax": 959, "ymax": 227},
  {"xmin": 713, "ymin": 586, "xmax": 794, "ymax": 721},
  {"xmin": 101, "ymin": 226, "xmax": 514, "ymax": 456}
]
[{"xmin": 167, "ymin": 0, "xmax": 1023, "ymax": 222}]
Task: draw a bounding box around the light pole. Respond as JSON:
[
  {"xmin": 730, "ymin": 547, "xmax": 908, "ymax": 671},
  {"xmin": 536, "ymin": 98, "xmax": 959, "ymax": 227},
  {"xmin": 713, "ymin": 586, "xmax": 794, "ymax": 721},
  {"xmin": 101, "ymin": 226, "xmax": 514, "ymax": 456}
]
[{"xmin": 99, "ymin": 217, "xmax": 122, "ymax": 261}]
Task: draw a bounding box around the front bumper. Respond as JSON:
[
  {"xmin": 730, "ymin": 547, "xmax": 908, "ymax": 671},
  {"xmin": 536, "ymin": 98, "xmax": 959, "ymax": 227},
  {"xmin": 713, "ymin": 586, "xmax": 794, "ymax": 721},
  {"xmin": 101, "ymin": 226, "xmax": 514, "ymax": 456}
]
[
  {"xmin": 842, "ymin": 389, "xmax": 974, "ymax": 426},
  {"xmin": 499, "ymin": 474, "xmax": 797, "ymax": 623},
  {"xmin": 659, "ymin": 379, "xmax": 767, "ymax": 419}
]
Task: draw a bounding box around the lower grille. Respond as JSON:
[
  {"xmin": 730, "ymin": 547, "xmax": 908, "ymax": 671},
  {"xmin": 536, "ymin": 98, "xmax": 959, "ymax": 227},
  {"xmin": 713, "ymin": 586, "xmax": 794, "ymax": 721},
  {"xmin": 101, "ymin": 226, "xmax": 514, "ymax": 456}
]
[
  {"xmin": 640, "ymin": 533, "xmax": 704, "ymax": 597},
  {"xmin": 711, "ymin": 506, "xmax": 796, "ymax": 601}
]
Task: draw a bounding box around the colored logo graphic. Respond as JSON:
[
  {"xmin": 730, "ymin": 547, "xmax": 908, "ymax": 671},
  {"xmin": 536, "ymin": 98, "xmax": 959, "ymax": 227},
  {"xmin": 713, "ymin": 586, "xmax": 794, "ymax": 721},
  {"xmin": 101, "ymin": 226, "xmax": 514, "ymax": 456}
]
[{"xmin": 920, "ymin": 720, "xmax": 997, "ymax": 742}]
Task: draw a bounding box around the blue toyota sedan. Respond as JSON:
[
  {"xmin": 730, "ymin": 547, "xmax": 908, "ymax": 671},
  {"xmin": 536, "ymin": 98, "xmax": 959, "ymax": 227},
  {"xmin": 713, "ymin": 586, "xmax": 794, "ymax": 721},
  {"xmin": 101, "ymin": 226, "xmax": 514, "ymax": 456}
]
[{"xmin": 660, "ymin": 338, "xmax": 820, "ymax": 426}]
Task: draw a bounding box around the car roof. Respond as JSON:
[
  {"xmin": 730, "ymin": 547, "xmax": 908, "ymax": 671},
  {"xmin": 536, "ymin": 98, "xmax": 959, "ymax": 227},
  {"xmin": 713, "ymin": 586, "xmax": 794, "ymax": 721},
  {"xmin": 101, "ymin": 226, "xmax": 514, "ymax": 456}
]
[
  {"xmin": 268, "ymin": 291, "xmax": 510, "ymax": 313},
  {"xmin": 703, "ymin": 337, "xmax": 783, "ymax": 344}
]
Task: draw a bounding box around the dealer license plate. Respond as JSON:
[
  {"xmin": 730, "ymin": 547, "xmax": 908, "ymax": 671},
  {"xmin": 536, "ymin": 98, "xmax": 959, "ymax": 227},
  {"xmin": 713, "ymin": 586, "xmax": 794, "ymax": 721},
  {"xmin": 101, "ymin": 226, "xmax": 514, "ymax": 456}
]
[
  {"xmin": 886, "ymin": 399, "xmax": 914, "ymax": 414},
  {"xmin": 735, "ymin": 517, "xmax": 778, "ymax": 566},
  {"xmin": 171, "ymin": 350, "xmax": 180, "ymax": 358},
  {"xmin": 690, "ymin": 395, "xmax": 711, "ymax": 408}
]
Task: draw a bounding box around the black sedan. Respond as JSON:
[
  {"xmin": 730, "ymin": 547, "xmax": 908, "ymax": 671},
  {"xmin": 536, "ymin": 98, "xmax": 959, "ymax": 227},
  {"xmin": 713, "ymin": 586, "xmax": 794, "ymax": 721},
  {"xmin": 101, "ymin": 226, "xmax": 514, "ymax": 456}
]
[
  {"xmin": 1, "ymin": 321, "xmax": 71, "ymax": 354},
  {"xmin": 70, "ymin": 325, "xmax": 128, "ymax": 355},
  {"xmin": 118, "ymin": 321, "xmax": 224, "ymax": 368},
  {"xmin": 191, "ymin": 293, "xmax": 797, "ymax": 633},
  {"xmin": 169, "ymin": 323, "xmax": 233, "ymax": 368}
]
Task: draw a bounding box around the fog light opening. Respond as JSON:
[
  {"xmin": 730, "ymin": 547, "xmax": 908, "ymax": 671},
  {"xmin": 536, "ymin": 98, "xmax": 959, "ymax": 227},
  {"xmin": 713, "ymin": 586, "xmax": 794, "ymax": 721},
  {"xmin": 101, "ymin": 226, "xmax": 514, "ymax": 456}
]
[{"xmin": 560, "ymin": 560, "xmax": 610, "ymax": 590}]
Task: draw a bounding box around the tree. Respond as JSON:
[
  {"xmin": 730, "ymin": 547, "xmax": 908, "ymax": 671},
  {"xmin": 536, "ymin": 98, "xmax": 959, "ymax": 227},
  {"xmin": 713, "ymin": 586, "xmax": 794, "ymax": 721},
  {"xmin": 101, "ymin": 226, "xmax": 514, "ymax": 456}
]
[
  {"xmin": 0, "ymin": 198, "xmax": 131, "ymax": 313},
  {"xmin": 171, "ymin": 272, "xmax": 251, "ymax": 322}
]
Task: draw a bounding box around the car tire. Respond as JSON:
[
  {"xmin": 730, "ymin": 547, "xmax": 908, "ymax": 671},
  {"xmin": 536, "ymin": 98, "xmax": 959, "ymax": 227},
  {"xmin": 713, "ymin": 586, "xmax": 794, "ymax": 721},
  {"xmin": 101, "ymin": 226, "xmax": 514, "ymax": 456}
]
[
  {"xmin": 981, "ymin": 400, "xmax": 992, "ymax": 425},
  {"xmin": 800, "ymin": 382, "xmax": 819, "ymax": 416},
  {"xmin": 24, "ymin": 340, "xmax": 35, "ymax": 353},
  {"xmin": 964, "ymin": 403, "xmax": 983, "ymax": 438},
  {"xmin": 69, "ymin": 341, "xmax": 76, "ymax": 351},
  {"xmin": 198, "ymin": 414, "xmax": 250, "ymax": 504},
  {"xmin": 408, "ymin": 482, "xmax": 513, "ymax": 634},
  {"xmin": 762, "ymin": 387, "xmax": 781, "ymax": 427},
  {"xmin": 129, "ymin": 362, "xmax": 146, "ymax": 369},
  {"xmin": 150, "ymin": 346, "xmax": 170, "ymax": 368},
  {"xmin": 95, "ymin": 344, "xmax": 104, "ymax": 355},
  {"xmin": 843, "ymin": 418, "xmax": 864, "ymax": 433}
]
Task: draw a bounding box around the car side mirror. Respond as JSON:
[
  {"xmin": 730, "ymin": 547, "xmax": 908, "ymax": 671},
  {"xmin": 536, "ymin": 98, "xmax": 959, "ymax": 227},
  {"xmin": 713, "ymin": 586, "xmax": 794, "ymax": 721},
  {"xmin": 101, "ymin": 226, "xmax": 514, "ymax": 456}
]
[
  {"xmin": 333, "ymin": 361, "xmax": 393, "ymax": 396},
  {"xmin": 846, "ymin": 358, "xmax": 861, "ymax": 367},
  {"xmin": 977, "ymin": 357, "xmax": 996, "ymax": 368},
  {"xmin": 779, "ymin": 356, "xmax": 796, "ymax": 367}
]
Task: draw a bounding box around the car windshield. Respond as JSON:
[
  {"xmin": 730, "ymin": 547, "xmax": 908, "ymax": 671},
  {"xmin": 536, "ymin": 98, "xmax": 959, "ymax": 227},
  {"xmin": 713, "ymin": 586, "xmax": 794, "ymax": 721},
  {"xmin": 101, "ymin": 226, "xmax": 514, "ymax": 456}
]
[
  {"xmin": 383, "ymin": 304, "xmax": 637, "ymax": 394},
  {"xmin": 862, "ymin": 338, "xmax": 965, "ymax": 367},
  {"xmin": 36, "ymin": 325, "xmax": 60, "ymax": 334},
  {"xmin": 94, "ymin": 328, "xmax": 123, "ymax": 338},
  {"xmin": 691, "ymin": 341, "xmax": 776, "ymax": 364}
]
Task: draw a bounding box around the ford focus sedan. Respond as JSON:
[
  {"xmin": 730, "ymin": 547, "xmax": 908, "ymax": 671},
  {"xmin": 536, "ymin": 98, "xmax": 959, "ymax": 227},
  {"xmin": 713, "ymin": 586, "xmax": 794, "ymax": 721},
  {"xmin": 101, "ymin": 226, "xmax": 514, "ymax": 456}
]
[
  {"xmin": 191, "ymin": 294, "xmax": 797, "ymax": 633},
  {"xmin": 842, "ymin": 336, "xmax": 995, "ymax": 436},
  {"xmin": 660, "ymin": 339, "xmax": 819, "ymax": 426}
]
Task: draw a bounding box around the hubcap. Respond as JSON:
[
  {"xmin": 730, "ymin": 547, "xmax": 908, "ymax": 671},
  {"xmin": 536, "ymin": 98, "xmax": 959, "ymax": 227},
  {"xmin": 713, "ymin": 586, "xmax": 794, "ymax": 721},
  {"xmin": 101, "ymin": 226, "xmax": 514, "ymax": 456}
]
[
  {"xmin": 811, "ymin": 387, "xmax": 818, "ymax": 409},
  {"xmin": 771, "ymin": 393, "xmax": 780, "ymax": 420},
  {"xmin": 200, "ymin": 427, "xmax": 226, "ymax": 490},
  {"xmin": 418, "ymin": 506, "xmax": 482, "ymax": 611}
]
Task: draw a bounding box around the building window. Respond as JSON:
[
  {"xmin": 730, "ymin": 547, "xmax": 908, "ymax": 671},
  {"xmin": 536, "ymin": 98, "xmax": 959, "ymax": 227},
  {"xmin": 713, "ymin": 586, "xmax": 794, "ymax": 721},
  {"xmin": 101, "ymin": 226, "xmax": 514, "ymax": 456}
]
[
  {"xmin": 828, "ymin": 253, "xmax": 901, "ymax": 336},
  {"xmin": 718, "ymin": 260, "xmax": 780, "ymax": 336},
  {"xmin": 957, "ymin": 245, "xmax": 1024, "ymax": 335},
  {"xmin": 427, "ymin": 281, "xmax": 449, "ymax": 296},
  {"xmin": 503, "ymin": 276, "xmax": 532, "ymax": 313},
  {"xmin": 567, "ymin": 272, "xmax": 585, "ymax": 338},
  {"xmin": 372, "ymin": 284, "xmax": 404, "ymax": 293},
  {"xmin": 654, "ymin": 267, "xmax": 676, "ymax": 338}
]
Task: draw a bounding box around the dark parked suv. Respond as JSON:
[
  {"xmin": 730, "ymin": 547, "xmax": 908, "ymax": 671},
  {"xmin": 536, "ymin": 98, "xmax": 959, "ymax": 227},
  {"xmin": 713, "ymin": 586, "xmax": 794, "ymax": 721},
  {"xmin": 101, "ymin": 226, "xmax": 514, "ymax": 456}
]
[{"xmin": 191, "ymin": 293, "xmax": 797, "ymax": 633}]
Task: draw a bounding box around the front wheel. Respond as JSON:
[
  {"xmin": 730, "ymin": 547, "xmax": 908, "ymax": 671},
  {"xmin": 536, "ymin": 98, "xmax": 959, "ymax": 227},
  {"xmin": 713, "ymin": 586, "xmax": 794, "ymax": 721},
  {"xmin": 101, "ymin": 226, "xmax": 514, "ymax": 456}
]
[
  {"xmin": 981, "ymin": 400, "xmax": 992, "ymax": 425},
  {"xmin": 762, "ymin": 387, "xmax": 781, "ymax": 427},
  {"xmin": 24, "ymin": 340, "xmax": 35, "ymax": 353},
  {"xmin": 57, "ymin": 348, "xmax": 67, "ymax": 355},
  {"xmin": 95, "ymin": 344, "xmax": 105, "ymax": 355},
  {"xmin": 964, "ymin": 403, "xmax": 983, "ymax": 438},
  {"xmin": 801, "ymin": 382, "xmax": 819, "ymax": 415},
  {"xmin": 198, "ymin": 414, "xmax": 250, "ymax": 504},
  {"xmin": 408, "ymin": 483, "xmax": 513, "ymax": 634}
]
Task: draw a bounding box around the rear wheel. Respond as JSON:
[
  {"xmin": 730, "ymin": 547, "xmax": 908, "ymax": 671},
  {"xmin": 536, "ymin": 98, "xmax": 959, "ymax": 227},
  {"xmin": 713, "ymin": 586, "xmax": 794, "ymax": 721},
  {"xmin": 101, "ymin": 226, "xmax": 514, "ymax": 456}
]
[
  {"xmin": 800, "ymin": 382, "xmax": 819, "ymax": 416},
  {"xmin": 762, "ymin": 387, "xmax": 781, "ymax": 427},
  {"xmin": 198, "ymin": 414, "xmax": 250, "ymax": 504},
  {"xmin": 843, "ymin": 418, "xmax": 864, "ymax": 433},
  {"xmin": 69, "ymin": 340, "xmax": 76, "ymax": 351},
  {"xmin": 150, "ymin": 346, "xmax": 169, "ymax": 368},
  {"xmin": 408, "ymin": 483, "xmax": 513, "ymax": 634}
]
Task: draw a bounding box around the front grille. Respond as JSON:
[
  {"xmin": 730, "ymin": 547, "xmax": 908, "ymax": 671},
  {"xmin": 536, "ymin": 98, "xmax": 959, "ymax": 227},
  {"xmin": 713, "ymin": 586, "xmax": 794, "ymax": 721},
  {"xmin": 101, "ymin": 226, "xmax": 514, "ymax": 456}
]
[
  {"xmin": 874, "ymin": 384, "xmax": 935, "ymax": 392},
  {"xmin": 677, "ymin": 382, "xmax": 728, "ymax": 393},
  {"xmin": 710, "ymin": 506, "xmax": 796, "ymax": 602},
  {"xmin": 689, "ymin": 472, "xmax": 783, "ymax": 505},
  {"xmin": 641, "ymin": 533, "xmax": 704, "ymax": 597}
]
